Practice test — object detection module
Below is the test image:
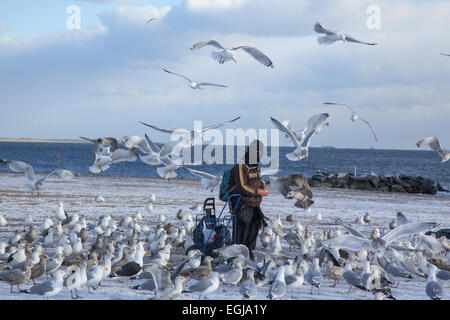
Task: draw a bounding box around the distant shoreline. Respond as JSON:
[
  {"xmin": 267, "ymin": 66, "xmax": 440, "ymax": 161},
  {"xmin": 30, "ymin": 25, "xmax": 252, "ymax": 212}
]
[
  {"xmin": 0, "ymin": 138, "xmax": 428, "ymax": 151},
  {"xmin": 0, "ymin": 138, "xmax": 88, "ymax": 143}
]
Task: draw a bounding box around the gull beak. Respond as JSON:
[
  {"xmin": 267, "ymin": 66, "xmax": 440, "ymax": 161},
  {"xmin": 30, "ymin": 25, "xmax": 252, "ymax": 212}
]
[
  {"xmin": 104, "ymin": 268, "xmax": 109, "ymax": 271},
  {"xmin": 145, "ymin": 251, "xmax": 149, "ymax": 254},
  {"xmin": 370, "ymin": 234, "xmax": 376, "ymax": 239},
  {"xmin": 167, "ymin": 262, "xmax": 172, "ymax": 265}
]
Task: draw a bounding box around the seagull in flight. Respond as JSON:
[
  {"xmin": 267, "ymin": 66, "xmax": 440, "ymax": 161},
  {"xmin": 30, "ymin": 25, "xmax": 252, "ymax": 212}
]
[
  {"xmin": 147, "ymin": 17, "xmax": 158, "ymax": 24},
  {"xmin": 323, "ymin": 102, "xmax": 378, "ymax": 142},
  {"xmin": 190, "ymin": 40, "xmax": 274, "ymax": 68},
  {"xmin": 0, "ymin": 160, "xmax": 77, "ymax": 196},
  {"xmin": 163, "ymin": 69, "xmax": 228, "ymax": 90},
  {"xmin": 139, "ymin": 116, "xmax": 241, "ymax": 149},
  {"xmin": 314, "ymin": 22, "xmax": 377, "ymax": 46},
  {"xmin": 271, "ymin": 114, "xmax": 330, "ymax": 161},
  {"xmin": 80, "ymin": 137, "xmax": 119, "ymax": 160},
  {"xmin": 440, "ymin": 53, "xmax": 450, "ymax": 57},
  {"xmin": 416, "ymin": 137, "xmax": 450, "ymax": 163}
]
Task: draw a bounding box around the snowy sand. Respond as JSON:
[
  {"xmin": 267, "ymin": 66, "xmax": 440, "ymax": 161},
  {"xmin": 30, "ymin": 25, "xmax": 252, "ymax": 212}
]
[{"xmin": 0, "ymin": 172, "xmax": 449, "ymax": 300}]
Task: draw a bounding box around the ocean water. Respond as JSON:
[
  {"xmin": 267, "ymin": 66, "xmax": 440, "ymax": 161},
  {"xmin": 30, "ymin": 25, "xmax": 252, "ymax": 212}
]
[{"xmin": 0, "ymin": 142, "xmax": 449, "ymax": 190}]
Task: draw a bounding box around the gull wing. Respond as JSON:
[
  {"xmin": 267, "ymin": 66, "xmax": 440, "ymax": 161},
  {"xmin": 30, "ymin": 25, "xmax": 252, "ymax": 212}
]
[
  {"xmin": 331, "ymin": 218, "xmax": 367, "ymax": 239},
  {"xmin": 163, "ymin": 68, "xmax": 192, "ymax": 83},
  {"xmin": 344, "ymin": 34, "xmax": 377, "ymax": 46},
  {"xmin": 197, "ymin": 82, "xmax": 228, "ymax": 88},
  {"xmin": 1, "ymin": 160, "xmax": 36, "ymax": 181},
  {"xmin": 232, "ymin": 46, "xmax": 274, "ymax": 68},
  {"xmin": 323, "ymin": 102, "xmax": 357, "ymax": 114},
  {"xmin": 200, "ymin": 116, "xmax": 241, "ymax": 132},
  {"xmin": 144, "ymin": 134, "xmax": 161, "ymax": 153},
  {"xmin": 110, "ymin": 149, "xmax": 138, "ymax": 163},
  {"xmin": 324, "ymin": 103, "xmax": 377, "ymax": 142},
  {"xmin": 381, "ymin": 222, "xmax": 438, "ymax": 245},
  {"xmin": 360, "ymin": 117, "xmax": 378, "ymax": 142},
  {"xmin": 183, "ymin": 167, "xmax": 217, "ymax": 180},
  {"xmin": 190, "ymin": 40, "xmax": 225, "ymax": 51},
  {"xmin": 146, "ymin": 263, "xmax": 173, "ymax": 292},
  {"xmin": 270, "ymin": 117, "xmax": 301, "ymax": 149},
  {"xmin": 44, "ymin": 169, "xmax": 77, "ymax": 182},
  {"xmin": 322, "ymin": 234, "xmax": 370, "ymax": 252},
  {"xmin": 102, "ymin": 137, "xmax": 119, "ymax": 150},
  {"xmin": 416, "ymin": 137, "xmax": 443, "ymax": 153},
  {"xmin": 139, "ymin": 121, "xmax": 190, "ymax": 135},
  {"xmin": 314, "ymin": 22, "xmax": 337, "ymax": 35}
]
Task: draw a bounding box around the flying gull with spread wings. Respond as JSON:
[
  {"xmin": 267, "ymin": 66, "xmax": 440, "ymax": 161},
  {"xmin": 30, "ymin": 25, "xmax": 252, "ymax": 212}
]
[
  {"xmin": 271, "ymin": 113, "xmax": 330, "ymax": 161},
  {"xmin": 0, "ymin": 160, "xmax": 77, "ymax": 195},
  {"xmin": 139, "ymin": 116, "xmax": 241, "ymax": 148},
  {"xmin": 323, "ymin": 102, "xmax": 378, "ymax": 143},
  {"xmin": 190, "ymin": 40, "xmax": 274, "ymax": 68},
  {"xmin": 314, "ymin": 22, "xmax": 377, "ymax": 46},
  {"xmin": 416, "ymin": 137, "xmax": 450, "ymax": 163},
  {"xmin": 163, "ymin": 69, "xmax": 228, "ymax": 90}
]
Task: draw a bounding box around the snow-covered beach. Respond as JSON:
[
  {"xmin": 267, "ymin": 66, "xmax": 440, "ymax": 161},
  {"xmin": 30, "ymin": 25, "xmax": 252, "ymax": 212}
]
[{"xmin": 0, "ymin": 172, "xmax": 448, "ymax": 300}]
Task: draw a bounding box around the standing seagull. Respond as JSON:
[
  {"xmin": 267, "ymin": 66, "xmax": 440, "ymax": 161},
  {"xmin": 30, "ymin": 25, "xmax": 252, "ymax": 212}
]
[
  {"xmin": 416, "ymin": 137, "xmax": 450, "ymax": 163},
  {"xmin": 426, "ymin": 265, "xmax": 443, "ymax": 300},
  {"xmin": 163, "ymin": 69, "xmax": 228, "ymax": 90},
  {"xmin": 314, "ymin": 22, "xmax": 377, "ymax": 46},
  {"xmin": 190, "ymin": 40, "xmax": 274, "ymax": 68},
  {"xmin": 323, "ymin": 102, "xmax": 378, "ymax": 142}
]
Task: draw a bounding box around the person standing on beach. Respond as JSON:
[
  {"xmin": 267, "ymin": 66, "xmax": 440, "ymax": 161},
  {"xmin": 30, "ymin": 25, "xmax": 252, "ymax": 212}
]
[{"xmin": 229, "ymin": 139, "xmax": 269, "ymax": 251}]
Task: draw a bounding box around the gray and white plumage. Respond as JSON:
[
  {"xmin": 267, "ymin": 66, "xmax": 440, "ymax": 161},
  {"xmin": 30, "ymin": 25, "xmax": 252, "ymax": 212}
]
[
  {"xmin": 436, "ymin": 269, "xmax": 450, "ymax": 281},
  {"xmin": 190, "ymin": 40, "xmax": 274, "ymax": 68},
  {"xmin": 220, "ymin": 259, "xmax": 244, "ymax": 286},
  {"xmin": 188, "ymin": 272, "xmax": 220, "ymax": 299},
  {"xmin": 271, "ymin": 114, "xmax": 329, "ymax": 161},
  {"xmin": 305, "ymin": 258, "xmax": 323, "ymax": 293},
  {"xmin": 239, "ymin": 269, "xmax": 258, "ymax": 299},
  {"xmin": 314, "ymin": 22, "xmax": 377, "ymax": 46},
  {"xmin": 0, "ymin": 159, "xmax": 36, "ymax": 181},
  {"xmin": 156, "ymin": 157, "xmax": 183, "ymax": 180},
  {"xmin": 323, "ymin": 102, "xmax": 378, "ymax": 142},
  {"xmin": 22, "ymin": 269, "xmax": 65, "ymax": 298},
  {"xmin": 267, "ymin": 265, "xmax": 287, "ymax": 300},
  {"xmin": 80, "ymin": 136, "xmax": 119, "ymax": 160},
  {"xmin": 0, "ymin": 160, "xmax": 77, "ymax": 194},
  {"xmin": 145, "ymin": 263, "xmax": 186, "ymax": 300},
  {"xmin": 163, "ymin": 68, "xmax": 228, "ymax": 90},
  {"xmin": 213, "ymin": 244, "xmax": 249, "ymax": 260},
  {"xmin": 183, "ymin": 167, "xmax": 222, "ymax": 192},
  {"xmin": 426, "ymin": 265, "xmax": 443, "ymax": 300},
  {"xmin": 416, "ymin": 137, "xmax": 450, "ymax": 163},
  {"xmin": 110, "ymin": 148, "xmax": 139, "ymax": 164},
  {"xmin": 343, "ymin": 264, "xmax": 366, "ymax": 291}
]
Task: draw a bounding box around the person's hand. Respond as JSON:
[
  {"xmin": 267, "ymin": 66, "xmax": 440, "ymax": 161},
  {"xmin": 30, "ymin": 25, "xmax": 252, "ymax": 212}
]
[{"xmin": 257, "ymin": 188, "xmax": 269, "ymax": 197}]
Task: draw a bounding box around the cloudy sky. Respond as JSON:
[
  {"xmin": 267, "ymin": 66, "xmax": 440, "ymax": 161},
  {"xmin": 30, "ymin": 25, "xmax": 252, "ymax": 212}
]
[{"xmin": 0, "ymin": 0, "xmax": 449, "ymax": 150}]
